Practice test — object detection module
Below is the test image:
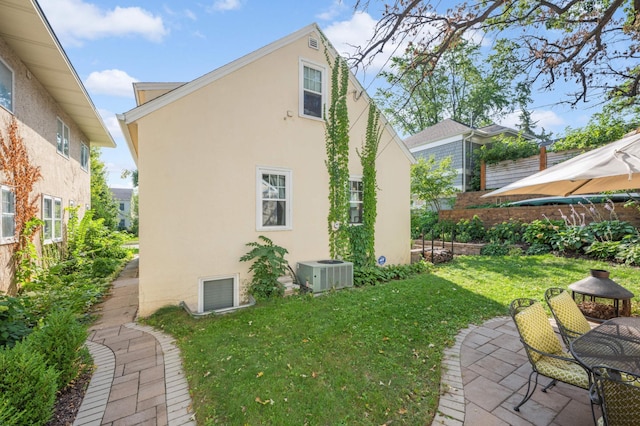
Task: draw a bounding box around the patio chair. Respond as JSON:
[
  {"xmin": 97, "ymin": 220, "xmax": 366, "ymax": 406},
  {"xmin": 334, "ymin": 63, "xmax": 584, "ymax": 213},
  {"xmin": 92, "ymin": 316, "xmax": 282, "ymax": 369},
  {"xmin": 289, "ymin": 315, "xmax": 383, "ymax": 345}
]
[
  {"xmin": 510, "ymin": 298, "xmax": 591, "ymax": 411},
  {"xmin": 545, "ymin": 287, "xmax": 592, "ymax": 348},
  {"xmin": 591, "ymin": 366, "xmax": 640, "ymax": 425}
]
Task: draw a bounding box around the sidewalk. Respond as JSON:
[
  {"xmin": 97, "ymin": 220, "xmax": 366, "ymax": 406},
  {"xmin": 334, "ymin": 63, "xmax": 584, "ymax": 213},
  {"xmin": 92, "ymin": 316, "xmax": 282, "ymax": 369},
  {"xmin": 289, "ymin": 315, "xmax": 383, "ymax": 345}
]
[{"xmin": 73, "ymin": 258, "xmax": 196, "ymax": 426}]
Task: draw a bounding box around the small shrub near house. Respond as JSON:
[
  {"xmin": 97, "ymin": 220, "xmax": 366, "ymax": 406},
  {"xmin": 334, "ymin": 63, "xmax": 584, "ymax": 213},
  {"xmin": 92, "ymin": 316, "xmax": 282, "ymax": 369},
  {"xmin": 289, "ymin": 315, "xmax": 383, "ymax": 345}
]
[
  {"xmin": 240, "ymin": 236, "xmax": 288, "ymax": 300},
  {"xmin": 0, "ymin": 340, "xmax": 59, "ymax": 426},
  {"xmin": 0, "ymin": 210, "xmax": 133, "ymax": 422},
  {"xmin": 354, "ymin": 260, "xmax": 430, "ymax": 287},
  {"xmin": 24, "ymin": 309, "xmax": 89, "ymax": 390}
]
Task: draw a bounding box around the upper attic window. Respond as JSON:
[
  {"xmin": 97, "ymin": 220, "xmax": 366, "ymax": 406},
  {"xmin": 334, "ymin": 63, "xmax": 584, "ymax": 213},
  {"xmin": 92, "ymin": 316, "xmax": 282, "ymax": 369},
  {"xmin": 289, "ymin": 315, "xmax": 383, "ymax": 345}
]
[
  {"xmin": 0, "ymin": 59, "xmax": 13, "ymax": 112},
  {"xmin": 300, "ymin": 60, "xmax": 324, "ymax": 119}
]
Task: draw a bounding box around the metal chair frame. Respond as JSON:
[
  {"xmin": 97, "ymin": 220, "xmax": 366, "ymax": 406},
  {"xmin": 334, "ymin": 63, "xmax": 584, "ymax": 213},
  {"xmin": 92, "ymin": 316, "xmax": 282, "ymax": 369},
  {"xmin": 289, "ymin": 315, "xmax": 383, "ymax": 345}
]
[
  {"xmin": 510, "ymin": 298, "xmax": 593, "ymax": 415},
  {"xmin": 591, "ymin": 365, "xmax": 640, "ymax": 426}
]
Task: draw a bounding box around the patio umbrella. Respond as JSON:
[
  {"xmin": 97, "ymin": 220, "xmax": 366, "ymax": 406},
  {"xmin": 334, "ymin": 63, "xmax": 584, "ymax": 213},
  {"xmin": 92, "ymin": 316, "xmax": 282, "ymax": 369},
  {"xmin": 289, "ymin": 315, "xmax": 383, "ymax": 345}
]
[{"xmin": 483, "ymin": 132, "xmax": 640, "ymax": 197}]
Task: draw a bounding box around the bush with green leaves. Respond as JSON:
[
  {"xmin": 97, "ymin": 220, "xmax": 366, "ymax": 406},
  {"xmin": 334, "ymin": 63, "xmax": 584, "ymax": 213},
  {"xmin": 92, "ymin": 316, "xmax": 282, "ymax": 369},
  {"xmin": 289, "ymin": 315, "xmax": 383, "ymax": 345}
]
[
  {"xmin": 525, "ymin": 243, "xmax": 552, "ymax": 255},
  {"xmin": 432, "ymin": 219, "xmax": 456, "ymax": 241},
  {"xmin": 522, "ymin": 219, "xmax": 565, "ymax": 248},
  {"xmin": 455, "ymin": 215, "xmax": 486, "ymax": 243},
  {"xmin": 588, "ymin": 220, "xmax": 636, "ymax": 242},
  {"xmin": 480, "ymin": 242, "xmax": 510, "ymax": 256},
  {"xmin": 25, "ymin": 309, "xmax": 89, "ymax": 389},
  {"xmin": 0, "ymin": 398, "xmax": 23, "ymax": 426},
  {"xmin": 354, "ymin": 261, "xmax": 430, "ymax": 287},
  {"xmin": 585, "ymin": 240, "xmax": 622, "ymax": 260},
  {"xmin": 486, "ymin": 220, "xmax": 525, "ymax": 244},
  {"xmin": 353, "ymin": 265, "xmax": 385, "ymax": 287},
  {"xmin": 0, "ymin": 296, "xmax": 36, "ymax": 348},
  {"xmin": 240, "ymin": 236, "xmax": 289, "ymax": 300},
  {"xmin": 615, "ymin": 235, "xmax": 640, "ymax": 265},
  {"xmin": 0, "ymin": 340, "xmax": 58, "ymax": 425},
  {"xmin": 410, "ymin": 209, "xmax": 439, "ymax": 239}
]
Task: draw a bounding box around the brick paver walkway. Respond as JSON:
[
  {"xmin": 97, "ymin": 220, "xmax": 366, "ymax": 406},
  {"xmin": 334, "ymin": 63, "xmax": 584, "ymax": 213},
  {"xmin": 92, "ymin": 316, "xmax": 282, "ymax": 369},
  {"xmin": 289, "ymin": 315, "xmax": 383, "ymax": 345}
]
[{"xmin": 73, "ymin": 258, "xmax": 195, "ymax": 426}]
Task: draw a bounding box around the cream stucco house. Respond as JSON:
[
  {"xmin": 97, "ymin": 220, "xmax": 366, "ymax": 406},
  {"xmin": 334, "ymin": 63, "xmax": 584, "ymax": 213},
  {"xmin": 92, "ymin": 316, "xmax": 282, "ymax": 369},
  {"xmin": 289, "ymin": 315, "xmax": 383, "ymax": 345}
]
[
  {"xmin": 118, "ymin": 24, "xmax": 414, "ymax": 317},
  {"xmin": 0, "ymin": 0, "xmax": 115, "ymax": 292}
]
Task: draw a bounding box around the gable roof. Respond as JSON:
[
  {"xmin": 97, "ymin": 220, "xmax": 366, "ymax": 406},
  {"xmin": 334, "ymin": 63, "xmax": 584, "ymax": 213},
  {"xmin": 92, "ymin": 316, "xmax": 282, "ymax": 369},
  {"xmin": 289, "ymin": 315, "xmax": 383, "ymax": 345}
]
[
  {"xmin": 118, "ymin": 23, "xmax": 414, "ymax": 165},
  {"xmin": 0, "ymin": 0, "xmax": 115, "ymax": 148},
  {"xmin": 404, "ymin": 118, "xmax": 533, "ymax": 150},
  {"xmin": 403, "ymin": 119, "xmax": 472, "ymax": 149},
  {"xmin": 110, "ymin": 187, "xmax": 133, "ymax": 201}
]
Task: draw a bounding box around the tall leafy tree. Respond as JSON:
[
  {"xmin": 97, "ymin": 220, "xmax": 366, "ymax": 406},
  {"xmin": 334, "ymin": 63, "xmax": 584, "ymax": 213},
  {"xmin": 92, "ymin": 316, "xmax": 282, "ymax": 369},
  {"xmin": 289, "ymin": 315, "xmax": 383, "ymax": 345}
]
[
  {"xmin": 411, "ymin": 155, "xmax": 458, "ymax": 212},
  {"xmin": 90, "ymin": 148, "xmax": 118, "ymax": 230},
  {"xmin": 353, "ymin": 1, "xmax": 640, "ymax": 105},
  {"xmin": 377, "ymin": 39, "xmax": 528, "ymax": 134},
  {"xmin": 553, "ymin": 110, "xmax": 639, "ymax": 151}
]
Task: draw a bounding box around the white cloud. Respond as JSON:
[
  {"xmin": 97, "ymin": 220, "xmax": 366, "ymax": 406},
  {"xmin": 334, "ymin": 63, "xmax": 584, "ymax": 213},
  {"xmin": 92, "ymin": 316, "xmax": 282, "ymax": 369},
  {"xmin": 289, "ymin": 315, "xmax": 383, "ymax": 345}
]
[
  {"xmin": 317, "ymin": 0, "xmax": 348, "ymax": 21},
  {"xmin": 85, "ymin": 69, "xmax": 138, "ymax": 98},
  {"xmin": 324, "ymin": 12, "xmax": 390, "ymax": 72},
  {"xmin": 39, "ymin": 0, "xmax": 167, "ymax": 46},
  {"xmin": 209, "ymin": 0, "xmax": 242, "ymax": 12}
]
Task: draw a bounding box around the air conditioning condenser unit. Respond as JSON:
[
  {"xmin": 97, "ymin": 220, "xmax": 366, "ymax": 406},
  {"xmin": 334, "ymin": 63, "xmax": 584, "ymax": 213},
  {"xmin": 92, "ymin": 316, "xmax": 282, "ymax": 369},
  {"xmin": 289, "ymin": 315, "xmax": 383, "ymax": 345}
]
[{"xmin": 296, "ymin": 260, "xmax": 354, "ymax": 293}]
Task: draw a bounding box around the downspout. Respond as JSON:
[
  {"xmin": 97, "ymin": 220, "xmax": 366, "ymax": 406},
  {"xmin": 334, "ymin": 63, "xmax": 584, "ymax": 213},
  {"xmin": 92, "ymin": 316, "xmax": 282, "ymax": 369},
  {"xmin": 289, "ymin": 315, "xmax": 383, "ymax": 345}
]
[{"xmin": 462, "ymin": 130, "xmax": 476, "ymax": 192}]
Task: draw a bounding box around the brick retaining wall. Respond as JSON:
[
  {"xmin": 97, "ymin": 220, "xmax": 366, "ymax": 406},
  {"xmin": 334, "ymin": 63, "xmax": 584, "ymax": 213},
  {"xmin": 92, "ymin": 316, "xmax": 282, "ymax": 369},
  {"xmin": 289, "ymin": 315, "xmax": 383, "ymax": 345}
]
[{"xmin": 440, "ymin": 202, "xmax": 640, "ymax": 228}]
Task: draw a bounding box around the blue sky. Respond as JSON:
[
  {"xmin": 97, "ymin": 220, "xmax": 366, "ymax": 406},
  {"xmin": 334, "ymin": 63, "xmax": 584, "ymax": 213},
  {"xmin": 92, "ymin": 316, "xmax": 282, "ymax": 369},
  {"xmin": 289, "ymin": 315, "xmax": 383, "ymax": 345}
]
[{"xmin": 38, "ymin": 0, "xmax": 600, "ymax": 188}]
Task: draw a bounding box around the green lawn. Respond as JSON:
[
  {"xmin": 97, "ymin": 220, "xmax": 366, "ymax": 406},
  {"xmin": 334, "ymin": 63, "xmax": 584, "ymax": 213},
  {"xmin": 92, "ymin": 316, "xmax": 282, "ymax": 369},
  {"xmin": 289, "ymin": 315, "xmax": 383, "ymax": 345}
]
[{"xmin": 145, "ymin": 255, "xmax": 640, "ymax": 425}]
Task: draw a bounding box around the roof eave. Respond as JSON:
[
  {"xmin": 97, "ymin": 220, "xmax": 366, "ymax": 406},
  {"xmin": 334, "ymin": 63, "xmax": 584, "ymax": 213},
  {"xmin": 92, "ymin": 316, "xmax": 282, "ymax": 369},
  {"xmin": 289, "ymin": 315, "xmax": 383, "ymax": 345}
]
[{"xmin": 0, "ymin": 0, "xmax": 115, "ymax": 148}]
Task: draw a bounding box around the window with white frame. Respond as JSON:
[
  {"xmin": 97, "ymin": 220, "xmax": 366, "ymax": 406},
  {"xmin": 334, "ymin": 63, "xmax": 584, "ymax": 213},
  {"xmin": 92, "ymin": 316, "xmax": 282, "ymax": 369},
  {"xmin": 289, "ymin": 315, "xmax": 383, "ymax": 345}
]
[
  {"xmin": 43, "ymin": 195, "xmax": 63, "ymax": 243},
  {"xmin": 80, "ymin": 143, "xmax": 89, "ymax": 170},
  {"xmin": 0, "ymin": 59, "xmax": 13, "ymax": 112},
  {"xmin": 300, "ymin": 61, "xmax": 324, "ymax": 119},
  {"xmin": 349, "ymin": 178, "xmax": 363, "ymax": 224},
  {"xmin": 1, "ymin": 186, "xmax": 15, "ymax": 243},
  {"xmin": 257, "ymin": 167, "xmax": 292, "ymax": 230},
  {"xmin": 56, "ymin": 118, "xmax": 70, "ymax": 158}
]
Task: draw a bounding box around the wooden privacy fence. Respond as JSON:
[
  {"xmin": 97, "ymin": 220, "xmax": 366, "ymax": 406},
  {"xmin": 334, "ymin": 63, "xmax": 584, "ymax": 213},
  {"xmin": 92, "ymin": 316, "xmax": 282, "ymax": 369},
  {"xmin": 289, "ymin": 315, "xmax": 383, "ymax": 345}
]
[{"xmin": 480, "ymin": 147, "xmax": 581, "ymax": 191}]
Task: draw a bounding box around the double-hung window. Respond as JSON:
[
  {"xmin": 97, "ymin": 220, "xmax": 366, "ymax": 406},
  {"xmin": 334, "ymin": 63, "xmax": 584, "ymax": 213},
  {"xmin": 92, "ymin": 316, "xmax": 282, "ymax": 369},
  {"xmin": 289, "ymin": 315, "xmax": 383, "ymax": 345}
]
[
  {"xmin": 56, "ymin": 118, "xmax": 70, "ymax": 158},
  {"xmin": 349, "ymin": 178, "xmax": 363, "ymax": 224},
  {"xmin": 43, "ymin": 195, "xmax": 63, "ymax": 243},
  {"xmin": 257, "ymin": 167, "xmax": 292, "ymax": 230},
  {"xmin": 300, "ymin": 61, "xmax": 324, "ymax": 119},
  {"xmin": 1, "ymin": 186, "xmax": 15, "ymax": 243},
  {"xmin": 80, "ymin": 143, "xmax": 89, "ymax": 170},
  {"xmin": 0, "ymin": 58, "xmax": 13, "ymax": 112}
]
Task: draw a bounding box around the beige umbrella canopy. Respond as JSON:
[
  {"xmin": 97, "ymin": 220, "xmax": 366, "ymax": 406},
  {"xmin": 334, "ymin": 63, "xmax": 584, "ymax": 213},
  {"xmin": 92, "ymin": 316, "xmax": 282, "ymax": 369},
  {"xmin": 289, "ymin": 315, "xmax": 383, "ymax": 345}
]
[{"xmin": 483, "ymin": 132, "xmax": 640, "ymax": 197}]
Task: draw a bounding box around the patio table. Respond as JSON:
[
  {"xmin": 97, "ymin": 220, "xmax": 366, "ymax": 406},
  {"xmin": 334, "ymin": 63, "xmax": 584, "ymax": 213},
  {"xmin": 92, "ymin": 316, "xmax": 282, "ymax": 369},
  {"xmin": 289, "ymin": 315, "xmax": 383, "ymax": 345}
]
[{"xmin": 570, "ymin": 317, "xmax": 640, "ymax": 374}]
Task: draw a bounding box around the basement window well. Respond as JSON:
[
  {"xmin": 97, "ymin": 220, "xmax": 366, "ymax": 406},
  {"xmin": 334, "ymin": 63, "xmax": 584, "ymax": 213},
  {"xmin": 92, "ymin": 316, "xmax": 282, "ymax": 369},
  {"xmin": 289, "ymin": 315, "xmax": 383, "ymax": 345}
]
[{"xmin": 198, "ymin": 274, "xmax": 239, "ymax": 313}]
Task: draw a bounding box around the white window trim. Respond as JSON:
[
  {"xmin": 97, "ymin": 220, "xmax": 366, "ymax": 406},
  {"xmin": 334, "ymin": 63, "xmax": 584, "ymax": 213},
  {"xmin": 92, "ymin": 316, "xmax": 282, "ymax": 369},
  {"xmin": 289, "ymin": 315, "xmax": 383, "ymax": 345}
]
[
  {"xmin": 198, "ymin": 273, "xmax": 239, "ymax": 313},
  {"xmin": 42, "ymin": 195, "xmax": 63, "ymax": 244},
  {"xmin": 256, "ymin": 166, "xmax": 293, "ymax": 231},
  {"xmin": 0, "ymin": 57, "xmax": 14, "ymax": 113},
  {"xmin": 56, "ymin": 117, "xmax": 70, "ymax": 158},
  {"xmin": 80, "ymin": 142, "xmax": 89, "ymax": 171},
  {"xmin": 0, "ymin": 185, "xmax": 15, "ymax": 244},
  {"xmin": 299, "ymin": 58, "xmax": 326, "ymax": 120},
  {"xmin": 349, "ymin": 175, "xmax": 364, "ymax": 225}
]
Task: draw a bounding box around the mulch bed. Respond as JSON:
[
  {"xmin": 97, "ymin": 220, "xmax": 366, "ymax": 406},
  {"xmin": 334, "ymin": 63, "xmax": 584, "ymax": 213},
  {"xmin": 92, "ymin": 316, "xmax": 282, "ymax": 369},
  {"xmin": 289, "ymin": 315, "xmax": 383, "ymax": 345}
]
[{"xmin": 46, "ymin": 371, "xmax": 92, "ymax": 426}]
